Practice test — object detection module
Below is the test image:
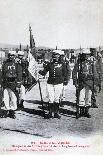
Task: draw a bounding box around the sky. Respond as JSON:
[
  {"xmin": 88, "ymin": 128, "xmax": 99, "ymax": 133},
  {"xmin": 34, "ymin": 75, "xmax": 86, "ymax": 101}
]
[{"xmin": 0, "ymin": 0, "xmax": 103, "ymax": 49}]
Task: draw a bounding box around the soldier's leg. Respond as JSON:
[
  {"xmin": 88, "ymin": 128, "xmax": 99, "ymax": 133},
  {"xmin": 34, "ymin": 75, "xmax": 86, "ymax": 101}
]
[
  {"xmin": 3, "ymin": 88, "xmax": 10, "ymax": 110},
  {"xmin": 8, "ymin": 89, "xmax": 17, "ymax": 119},
  {"xmin": 85, "ymin": 86, "xmax": 92, "ymax": 107},
  {"xmin": 47, "ymin": 84, "xmax": 54, "ymax": 118},
  {"xmin": 54, "ymin": 102, "xmax": 61, "ymax": 118},
  {"xmin": 79, "ymin": 88, "xmax": 85, "ymax": 116},
  {"xmin": 60, "ymin": 85, "xmax": 67, "ymax": 107},
  {"xmin": 98, "ymin": 73, "xmax": 101, "ymax": 92},
  {"xmin": 91, "ymin": 86, "xmax": 98, "ymax": 108},
  {"xmin": 1, "ymin": 88, "xmax": 10, "ymax": 117},
  {"xmin": 84, "ymin": 86, "xmax": 92, "ymax": 118},
  {"xmin": 54, "ymin": 84, "xmax": 63, "ymax": 119},
  {"xmin": 9, "ymin": 90, "xmax": 17, "ymax": 110},
  {"xmin": 19, "ymin": 85, "xmax": 25, "ymax": 108},
  {"xmin": 79, "ymin": 88, "xmax": 85, "ymax": 106}
]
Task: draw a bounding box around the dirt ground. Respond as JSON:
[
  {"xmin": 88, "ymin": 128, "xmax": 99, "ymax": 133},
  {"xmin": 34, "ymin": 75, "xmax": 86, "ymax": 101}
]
[{"xmin": 0, "ymin": 78, "xmax": 103, "ymax": 155}]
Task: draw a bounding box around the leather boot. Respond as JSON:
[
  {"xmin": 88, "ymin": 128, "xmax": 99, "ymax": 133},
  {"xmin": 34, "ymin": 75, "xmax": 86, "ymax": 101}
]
[
  {"xmin": 54, "ymin": 103, "xmax": 61, "ymax": 119},
  {"xmin": 84, "ymin": 107, "xmax": 91, "ymax": 118},
  {"xmin": 8, "ymin": 110, "xmax": 16, "ymax": 119},
  {"xmin": 18, "ymin": 99, "xmax": 24, "ymax": 109},
  {"xmin": 46, "ymin": 103, "xmax": 53, "ymax": 119},
  {"xmin": 80, "ymin": 107, "xmax": 84, "ymax": 116},
  {"xmin": 91, "ymin": 95, "xmax": 98, "ymax": 108},
  {"xmin": 0, "ymin": 110, "xmax": 7, "ymax": 118}
]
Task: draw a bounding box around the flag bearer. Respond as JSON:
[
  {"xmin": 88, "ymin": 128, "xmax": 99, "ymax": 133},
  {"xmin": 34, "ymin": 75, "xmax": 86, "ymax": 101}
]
[{"xmin": 16, "ymin": 51, "xmax": 26, "ymax": 109}]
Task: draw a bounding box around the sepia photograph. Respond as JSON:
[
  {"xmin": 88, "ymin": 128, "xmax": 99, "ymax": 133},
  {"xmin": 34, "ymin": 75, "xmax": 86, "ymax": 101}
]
[{"xmin": 0, "ymin": 0, "xmax": 103, "ymax": 154}]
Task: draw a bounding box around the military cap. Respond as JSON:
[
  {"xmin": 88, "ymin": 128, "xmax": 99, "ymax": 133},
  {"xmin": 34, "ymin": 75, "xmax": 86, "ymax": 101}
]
[
  {"xmin": 52, "ymin": 50, "xmax": 64, "ymax": 55},
  {"xmin": 8, "ymin": 50, "xmax": 16, "ymax": 55},
  {"xmin": 82, "ymin": 48, "xmax": 91, "ymax": 54},
  {"xmin": 18, "ymin": 51, "xmax": 24, "ymax": 56}
]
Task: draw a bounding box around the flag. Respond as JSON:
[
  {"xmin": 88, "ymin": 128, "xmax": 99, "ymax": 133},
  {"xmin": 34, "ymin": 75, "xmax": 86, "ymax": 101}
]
[
  {"xmin": 25, "ymin": 25, "xmax": 38, "ymax": 92},
  {"xmin": 26, "ymin": 49, "xmax": 38, "ymax": 92},
  {"xmin": 27, "ymin": 25, "xmax": 44, "ymax": 106},
  {"xmin": 28, "ymin": 49, "xmax": 38, "ymax": 81}
]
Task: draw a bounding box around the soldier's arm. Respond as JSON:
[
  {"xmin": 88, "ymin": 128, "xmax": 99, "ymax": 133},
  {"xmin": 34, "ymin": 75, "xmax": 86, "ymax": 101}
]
[
  {"xmin": 93, "ymin": 64, "xmax": 100, "ymax": 86},
  {"xmin": 72, "ymin": 63, "xmax": 78, "ymax": 86},
  {"xmin": 1, "ymin": 62, "xmax": 5, "ymax": 83},
  {"xmin": 62, "ymin": 62, "xmax": 71, "ymax": 85},
  {"xmin": 66, "ymin": 62, "xmax": 71, "ymax": 81},
  {"xmin": 39, "ymin": 61, "xmax": 49, "ymax": 76},
  {"xmin": 22, "ymin": 61, "xmax": 27, "ymax": 77}
]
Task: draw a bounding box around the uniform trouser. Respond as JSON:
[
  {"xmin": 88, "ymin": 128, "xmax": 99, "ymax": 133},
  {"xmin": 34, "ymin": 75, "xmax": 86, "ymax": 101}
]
[
  {"xmin": 3, "ymin": 88, "xmax": 17, "ymax": 110},
  {"xmin": 60, "ymin": 85, "xmax": 67, "ymax": 101},
  {"xmin": 19, "ymin": 85, "xmax": 25, "ymax": 101},
  {"xmin": 47, "ymin": 83, "xmax": 63, "ymax": 103},
  {"xmin": 79, "ymin": 86, "xmax": 92, "ymax": 107}
]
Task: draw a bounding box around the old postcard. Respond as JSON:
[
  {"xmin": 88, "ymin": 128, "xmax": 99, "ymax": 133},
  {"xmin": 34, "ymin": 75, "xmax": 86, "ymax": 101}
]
[{"xmin": 0, "ymin": 0, "xmax": 103, "ymax": 155}]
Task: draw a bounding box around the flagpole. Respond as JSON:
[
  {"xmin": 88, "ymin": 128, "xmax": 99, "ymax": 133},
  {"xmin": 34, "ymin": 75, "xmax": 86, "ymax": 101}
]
[
  {"xmin": 38, "ymin": 79, "xmax": 43, "ymax": 107},
  {"xmin": 29, "ymin": 25, "xmax": 44, "ymax": 114},
  {"xmin": 29, "ymin": 24, "xmax": 32, "ymax": 49}
]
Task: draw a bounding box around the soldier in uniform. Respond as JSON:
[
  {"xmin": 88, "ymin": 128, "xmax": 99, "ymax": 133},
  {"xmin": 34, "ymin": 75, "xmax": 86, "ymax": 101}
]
[
  {"xmin": 72, "ymin": 49, "xmax": 99, "ymax": 118},
  {"xmin": 2, "ymin": 51, "xmax": 17, "ymax": 118},
  {"xmin": 59, "ymin": 52, "xmax": 71, "ymax": 103},
  {"xmin": 95, "ymin": 51, "xmax": 103, "ymax": 92},
  {"xmin": 16, "ymin": 51, "xmax": 26, "ymax": 109},
  {"xmin": 39, "ymin": 49, "xmax": 71, "ymax": 119}
]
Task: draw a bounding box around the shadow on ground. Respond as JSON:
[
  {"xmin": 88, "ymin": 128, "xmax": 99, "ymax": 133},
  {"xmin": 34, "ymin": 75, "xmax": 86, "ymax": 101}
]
[{"xmin": 23, "ymin": 100, "xmax": 76, "ymax": 118}]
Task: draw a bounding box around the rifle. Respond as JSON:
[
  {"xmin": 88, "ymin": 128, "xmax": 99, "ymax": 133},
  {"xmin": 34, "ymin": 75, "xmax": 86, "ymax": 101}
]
[
  {"xmin": 38, "ymin": 78, "xmax": 44, "ymax": 109},
  {"xmin": 98, "ymin": 47, "xmax": 102, "ymax": 92},
  {"xmin": 91, "ymin": 56, "xmax": 97, "ymax": 107},
  {"xmin": 76, "ymin": 54, "xmax": 81, "ymax": 119}
]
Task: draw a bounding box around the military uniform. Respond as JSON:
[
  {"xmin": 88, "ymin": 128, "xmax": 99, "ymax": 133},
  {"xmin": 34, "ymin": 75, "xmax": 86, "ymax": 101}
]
[
  {"xmin": 16, "ymin": 51, "xmax": 26, "ymax": 108},
  {"xmin": 2, "ymin": 51, "xmax": 17, "ymax": 118},
  {"xmin": 59, "ymin": 55, "xmax": 71, "ymax": 103},
  {"xmin": 72, "ymin": 49, "xmax": 99, "ymax": 118},
  {"xmin": 39, "ymin": 50, "xmax": 71, "ymax": 118},
  {"xmin": 95, "ymin": 52, "xmax": 103, "ymax": 92}
]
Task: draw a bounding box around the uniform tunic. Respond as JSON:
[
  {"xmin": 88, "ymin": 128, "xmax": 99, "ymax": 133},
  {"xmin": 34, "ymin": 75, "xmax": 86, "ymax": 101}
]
[
  {"xmin": 2, "ymin": 58, "xmax": 17, "ymax": 110},
  {"xmin": 72, "ymin": 56, "xmax": 99, "ymax": 106},
  {"xmin": 2, "ymin": 59, "xmax": 17, "ymax": 92},
  {"xmin": 39, "ymin": 60, "xmax": 71, "ymax": 103},
  {"xmin": 16, "ymin": 58, "xmax": 26, "ymax": 102},
  {"xmin": 39, "ymin": 61, "xmax": 71, "ymax": 85}
]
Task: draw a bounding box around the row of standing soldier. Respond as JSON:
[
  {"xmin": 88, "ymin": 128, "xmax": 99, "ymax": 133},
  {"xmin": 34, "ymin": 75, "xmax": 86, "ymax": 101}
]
[
  {"xmin": 0, "ymin": 48, "xmax": 102, "ymax": 119},
  {"xmin": 39, "ymin": 48, "xmax": 102, "ymax": 119}
]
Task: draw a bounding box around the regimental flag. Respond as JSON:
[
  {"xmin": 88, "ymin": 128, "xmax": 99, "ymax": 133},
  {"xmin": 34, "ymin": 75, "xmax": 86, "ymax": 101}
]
[
  {"xmin": 25, "ymin": 49, "xmax": 38, "ymax": 92},
  {"xmin": 26, "ymin": 25, "xmax": 44, "ymax": 105},
  {"xmin": 28, "ymin": 49, "xmax": 38, "ymax": 81},
  {"xmin": 25, "ymin": 25, "xmax": 38, "ymax": 92}
]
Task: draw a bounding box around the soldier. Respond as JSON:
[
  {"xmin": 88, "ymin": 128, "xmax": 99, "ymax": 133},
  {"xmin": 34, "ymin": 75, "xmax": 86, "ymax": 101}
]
[
  {"xmin": 89, "ymin": 48, "xmax": 100, "ymax": 106},
  {"xmin": 2, "ymin": 51, "xmax": 17, "ymax": 118},
  {"xmin": 16, "ymin": 51, "xmax": 26, "ymax": 109},
  {"xmin": 95, "ymin": 51, "xmax": 103, "ymax": 92},
  {"xmin": 59, "ymin": 52, "xmax": 71, "ymax": 104},
  {"xmin": 72, "ymin": 49, "xmax": 99, "ymax": 118},
  {"xmin": 39, "ymin": 49, "xmax": 71, "ymax": 119}
]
